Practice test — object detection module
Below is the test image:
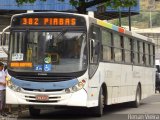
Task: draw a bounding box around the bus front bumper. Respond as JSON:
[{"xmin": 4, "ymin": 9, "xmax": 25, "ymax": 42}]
[{"xmin": 6, "ymin": 87, "xmax": 88, "ymax": 107}]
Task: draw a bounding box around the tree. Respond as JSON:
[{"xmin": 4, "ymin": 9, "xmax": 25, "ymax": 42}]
[{"xmin": 16, "ymin": 0, "xmax": 137, "ymax": 14}]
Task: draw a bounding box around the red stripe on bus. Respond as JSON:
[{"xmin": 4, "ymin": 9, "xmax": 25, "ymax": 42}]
[{"xmin": 119, "ymin": 27, "xmax": 125, "ymax": 33}]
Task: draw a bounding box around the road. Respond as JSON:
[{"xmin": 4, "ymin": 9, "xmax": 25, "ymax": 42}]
[{"xmin": 4, "ymin": 93, "xmax": 160, "ymax": 120}]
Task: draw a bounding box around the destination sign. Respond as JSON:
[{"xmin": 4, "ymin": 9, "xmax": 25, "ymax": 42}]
[{"xmin": 20, "ymin": 17, "xmax": 76, "ymax": 26}]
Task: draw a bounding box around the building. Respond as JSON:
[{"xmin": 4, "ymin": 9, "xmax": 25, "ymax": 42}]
[
  {"xmin": 123, "ymin": 25, "xmax": 160, "ymax": 59},
  {"xmin": 134, "ymin": 0, "xmax": 160, "ymax": 59},
  {"xmin": 133, "ymin": 28, "xmax": 160, "ymax": 59},
  {"xmin": 0, "ymin": 0, "xmax": 140, "ymax": 31}
]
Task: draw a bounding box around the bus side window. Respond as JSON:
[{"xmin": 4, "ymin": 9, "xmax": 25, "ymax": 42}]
[
  {"xmin": 150, "ymin": 45, "xmax": 154, "ymax": 66},
  {"xmin": 143, "ymin": 42, "xmax": 146, "ymax": 65},
  {"xmin": 139, "ymin": 42, "xmax": 143, "ymax": 65},
  {"xmin": 145, "ymin": 43, "xmax": 149, "ymax": 66},
  {"xmin": 113, "ymin": 34, "xmax": 122, "ymax": 62},
  {"xmin": 124, "ymin": 37, "xmax": 131, "ymax": 63},
  {"xmin": 101, "ymin": 29, "xmax": 112, "ymax": 61},
  {"xmin": 133, "ymin": 40, "xmax": 138, "ymax": 64}
]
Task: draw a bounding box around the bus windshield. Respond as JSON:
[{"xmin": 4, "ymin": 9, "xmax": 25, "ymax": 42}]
[{"xmin": 9, "ymin": 30, "xmax": 87, "ymax": 74}]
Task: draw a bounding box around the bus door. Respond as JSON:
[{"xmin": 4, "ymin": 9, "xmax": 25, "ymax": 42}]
[{"xmin": 89, "ymin": 25, "xmax": 101, "ymax": 87}]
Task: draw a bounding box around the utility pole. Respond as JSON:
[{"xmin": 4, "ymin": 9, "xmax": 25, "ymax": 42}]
[
  {"xmin": 119, "ymin": 7, "xmax": 121, "ymax": 27},
  {"xmin": 148, "ymin": 0, "xmax": 155, "ymax": 28},
  {"xmin": 128, "ymin": 7, "xmax": 131, "ymax": 31}
]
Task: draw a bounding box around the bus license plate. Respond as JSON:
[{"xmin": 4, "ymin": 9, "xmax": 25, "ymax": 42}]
[{"xmin": 36, "ymin": 95, "xmax": 49, "ymax": 101}]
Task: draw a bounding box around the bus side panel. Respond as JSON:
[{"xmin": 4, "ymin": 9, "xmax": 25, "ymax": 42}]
[
  {"xmin": 96, "ymin": 62, "xmax": 155, "ymax": 106},
  {"xmin": 99, "ymin": 62, "xmax": 122, "ymax": 105},
  {"xmin": 120, "ymin": 64, "xmax": 135, "ymax": 103}
]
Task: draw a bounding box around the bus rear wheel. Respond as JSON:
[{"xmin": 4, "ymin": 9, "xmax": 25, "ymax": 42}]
[
  {"xmin": 92, "ymin": 87, "xmax": 105, "ymax": 117},
  {"xmin": 132, "ymin": 85, "xmax": 141, "ymax": 108},
  {"xmin": 29, "ymin": 106, "xmax": 40, "ymax": 117}
]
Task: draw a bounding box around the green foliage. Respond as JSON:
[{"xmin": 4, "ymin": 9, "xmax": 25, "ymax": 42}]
[
  {"xmin": 70, "ymin": 0, "xmax": 78, "ymax": 6},
  {"xmin": 111, "ymin": 11, "xmax": 160, "ymax": 29},
  {"xmin": 152, "ymin": 12, "xmax": 160, "ymax": 27},
  {"xmin": 110, "ymin": 19, "xmax": 119, "ymax": 26},
  {"xmin": 16, "ymin": 0, "xmax": 46, "ymax": 5},
  {"xmin": 105, "ymin": 0, "xmax": 137, "ymax": 9}
]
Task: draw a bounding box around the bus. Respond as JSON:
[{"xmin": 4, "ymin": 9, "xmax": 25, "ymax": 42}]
[{"xmin": 6, "ymin": 12, "xmax": 155, "ymax": 117}]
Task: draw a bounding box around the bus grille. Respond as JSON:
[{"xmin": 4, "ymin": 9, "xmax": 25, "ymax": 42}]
[
  {"xmin": 23, "ymin": 88, "xmax": 63, "ymax": 92},
  {"xmin": 15, "ymin": 76, "xmax": 75, "ymax": 82}
]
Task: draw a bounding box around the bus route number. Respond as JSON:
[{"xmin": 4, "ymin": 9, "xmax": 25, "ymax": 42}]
[{"xmin": 21, "ymin": 18, "xmax": 39, "ymax": 25}]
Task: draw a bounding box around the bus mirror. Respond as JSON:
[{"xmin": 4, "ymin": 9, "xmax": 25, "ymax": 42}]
[
  {"xmin": 1, "ymin": 33, "xmax": 9, "ymax": 55},
  {"xmin": 1, "ymin": 32, "xmax": 5, "ymax": 50},
  {"xmin": 1, "ymin": 25, "xmax": 10, "ymax": 55}
]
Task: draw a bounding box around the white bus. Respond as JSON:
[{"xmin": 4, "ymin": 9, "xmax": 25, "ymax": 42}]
[{"xmin": 6, "ymin": 12, "xmax": 155, "ymax": 117}]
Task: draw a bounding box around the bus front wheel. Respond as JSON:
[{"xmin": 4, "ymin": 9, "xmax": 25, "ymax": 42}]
[
  {"xmin": 29, "ymin": 106, "xmax": 40, "ymax": 117},
  {"xmin": 92, "ymin": 87, "xmax": 105, "ymax": 117}
]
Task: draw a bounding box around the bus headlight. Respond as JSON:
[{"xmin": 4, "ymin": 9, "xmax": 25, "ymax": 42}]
[
  {"xmin": 72, "ymin": 86, "xmax": 78, "ymax": 91},
  {"xmin": 65, "ymin": 79, "xmax": 86, "ymax": 93},
  {"xmin": 9, "ymin": 83, "xmax": 22, "ymax": 92},
  {"xmin": 7, "ymin": 78, "xmax": 22, "ymax": 92},
  {"xmin": 65, "ymin": 88, "xmax": 70, "ymax": 93},
  {"xmin": 6, "ymin": 76, "xmax": 12, "ymax": 87}
]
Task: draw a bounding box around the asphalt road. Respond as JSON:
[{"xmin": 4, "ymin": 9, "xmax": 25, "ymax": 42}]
[{"xmin": 3, "ymin": 93, "xmax": 160, "ymax": 120}]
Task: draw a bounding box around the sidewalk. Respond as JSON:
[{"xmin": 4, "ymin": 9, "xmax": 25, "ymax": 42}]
[{"xmin": 0, "ymin": 105, "xmax": 28, "ymax": 119}]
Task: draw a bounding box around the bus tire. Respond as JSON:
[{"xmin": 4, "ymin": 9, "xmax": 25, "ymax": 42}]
[
  {"xmin": 29, "ymin": 106, "xmax": 40, "ymax": 117},
  {"xmin": 132, "ymin": 85, "xmax": 141, "ymax": 108},
  {"xmin": 92, "ymin": 87, "xmax": 104, "ymax": 117}
]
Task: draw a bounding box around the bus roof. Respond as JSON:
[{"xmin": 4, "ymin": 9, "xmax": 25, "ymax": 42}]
[{"xmin": 11, "ymin": 11, "xmax": 154, "ymax": 44}]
